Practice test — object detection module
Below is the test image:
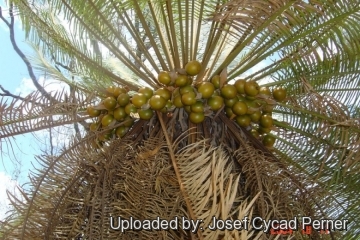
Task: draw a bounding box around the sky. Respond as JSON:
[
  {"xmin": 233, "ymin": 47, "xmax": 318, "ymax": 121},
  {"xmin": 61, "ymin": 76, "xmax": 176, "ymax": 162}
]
[{"xmin": 0, "ymin": 0, "xmax": 43, "ymax": 220}]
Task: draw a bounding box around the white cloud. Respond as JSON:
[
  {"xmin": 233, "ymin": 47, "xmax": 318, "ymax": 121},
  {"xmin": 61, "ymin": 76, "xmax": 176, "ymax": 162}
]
[
  {"xmin": 13, "ymin": 76, "xmax": 76, "ymax": 154},
  {"xmin": 14, "ymin": 78, "xmax": 37, "ymax": 96},
  {"xmin": 7, "ymin": 77, "xmax": 73, "ymax": 145},
  {"xmin": 0, "ymin": 172, "xmax": 23, "ymax": 221},
  {"xmin": 15, "ymin": 76, "xmax": 69, "ymax": 97}
]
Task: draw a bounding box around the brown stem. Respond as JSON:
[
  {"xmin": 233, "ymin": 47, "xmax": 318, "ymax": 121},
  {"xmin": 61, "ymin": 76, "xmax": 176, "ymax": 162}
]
[
  {"xmin": 0, "ymin": 85, "xmax": 26, "ymax": 100},
  {"xmin": 0, "ymin": 6, "xmax": 11, "ymax": 27},
  {"xmin": 1, "ymin": 4, "xmax": 56, "ymax": 102},
  {"xmin": 0, "ymin": 85, "xmax": 48, "ymax": 107},
  {"xmin": 157, "ymin": 111, "xmax": 202, "ymax": 240}
]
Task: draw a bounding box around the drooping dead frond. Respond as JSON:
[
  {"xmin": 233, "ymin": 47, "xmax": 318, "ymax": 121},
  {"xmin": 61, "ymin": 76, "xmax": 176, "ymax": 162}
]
[
  {"xmin": 173, "ymin": 139, "xmax": 258, "ymax": 239},
  {"xmin": 0, "ymin": 134, "xmax": 96, "ymax": 239},
  {"xmin": 0, "ymin": 119, "xmax": 262, "ymax": 239},
  {"xmin": 0, "ymin": 105, "xmax": 345, "ymax": 239},
  {"xmin": 0, "ymin": 88, "xmax": 92, "ymax": 140}
]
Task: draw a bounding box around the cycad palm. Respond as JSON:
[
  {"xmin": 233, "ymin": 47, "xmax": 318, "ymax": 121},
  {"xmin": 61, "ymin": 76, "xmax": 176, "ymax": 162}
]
[{"xmin": 1, "ymin": 0, "xmax": 359, "ymax": 239}]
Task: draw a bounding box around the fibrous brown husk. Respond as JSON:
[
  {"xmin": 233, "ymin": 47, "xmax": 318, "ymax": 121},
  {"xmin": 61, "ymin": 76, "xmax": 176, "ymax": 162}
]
[{"xmin": 0, "ymin": 111, "xmax": 334, "ymax": 239}]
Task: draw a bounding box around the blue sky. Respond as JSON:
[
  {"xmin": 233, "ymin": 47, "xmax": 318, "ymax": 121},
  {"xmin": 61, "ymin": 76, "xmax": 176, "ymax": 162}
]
[
  {"xmin": 0, "ymin": 0, "xmax": 41, "ymax": 219},
  {"xmin": 0, "ymin": 1, "xmax": 75, "ymax": 220}
]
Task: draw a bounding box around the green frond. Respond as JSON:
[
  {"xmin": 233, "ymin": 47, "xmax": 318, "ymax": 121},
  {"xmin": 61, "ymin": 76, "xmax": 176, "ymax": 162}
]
[{"xmin": 2, "ymin": 0, "xmax": 360, "ymax": 238}]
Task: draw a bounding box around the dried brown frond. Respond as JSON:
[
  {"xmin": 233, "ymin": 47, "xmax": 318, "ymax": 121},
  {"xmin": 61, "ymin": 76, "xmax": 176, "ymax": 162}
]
[
  {"xmin": 173, "ymin": 139, "xmax": 250, "ymax": 239},
  {"xmin": 0, "ymin": 110, "xmax": 337, "ymax": 239},
  {"xmin": 0, "ymin": 88, "xmax": 93, "ymax": 141}
]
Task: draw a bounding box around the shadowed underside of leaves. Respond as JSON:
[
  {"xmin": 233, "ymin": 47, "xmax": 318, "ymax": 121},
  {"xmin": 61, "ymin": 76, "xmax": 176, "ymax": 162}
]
[{"xmin": 0, "ymin": 0, "xmax": 360, "ymax": 239}]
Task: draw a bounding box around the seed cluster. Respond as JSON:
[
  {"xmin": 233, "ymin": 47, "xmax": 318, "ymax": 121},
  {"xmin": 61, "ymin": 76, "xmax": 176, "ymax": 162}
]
[{"xmin": 86, "ymin": 61, "xmax": 287, "ymax": 148}]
